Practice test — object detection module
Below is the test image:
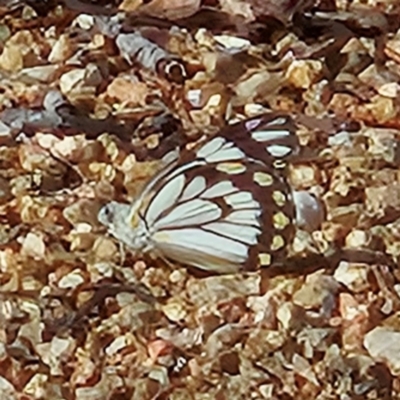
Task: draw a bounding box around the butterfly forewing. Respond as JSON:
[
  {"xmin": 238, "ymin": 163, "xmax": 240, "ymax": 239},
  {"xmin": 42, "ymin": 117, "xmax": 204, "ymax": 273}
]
[
  {"xmin": 164, "ymin": 113, "xmax": 299, "ymax": 177},
  {"xmin": 215, "ymin": 113, "xmax": 300, "ymax": 168},
  {"xmin": 126, "ymin": 159, "xmax": 296, "ymax": 273}
]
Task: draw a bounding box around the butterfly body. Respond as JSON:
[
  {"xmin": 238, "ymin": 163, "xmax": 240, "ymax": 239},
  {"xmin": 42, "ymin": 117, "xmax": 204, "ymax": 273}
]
[{"xmin": 98, "ymin": 113, "xmax": 304, "ymax": 273}]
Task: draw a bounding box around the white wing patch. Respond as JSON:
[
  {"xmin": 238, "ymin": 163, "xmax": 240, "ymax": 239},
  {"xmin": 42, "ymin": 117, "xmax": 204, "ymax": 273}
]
[
  {"xmin": 145, "ymin": 174, "xmax": 185, "ymax": 224},
  {"xmin": 224, "ymin": 191, "xmax": 259, "ymax": 209},
  {"xmin": 205, "ymin": 144, "xmax": 245, "ymax": 163},
  {"xmin": 267, "ymin": 117, "xmax": 290, "ymax": 125},
  {"xmin": 266, "ymin": 144, "xmax": 292, "ymax": 157},
  {"xmin": 204, "ymin": 221, "xmax": 260, "ymax": 245},
  {"xmin": 181, "ymin": 176, "xmax": 206, "ymax": 201},
  {"xmin": 244, "ymin": 116, "xmax": 289, "ymax": 132},
  {"xmin": 196, "ymin": 137, "xmax": 225, "ymax": 159},
  {"xmin": 201, "ymin": 180, "xmax": 237, "ymax": 199},
  {"xmin": 153, "ymin": 228, "xmax": 249, "ymax": 264},
  {"xmin": 225, "ymin": 209, "xmax": 261, "ymax": 225},
  {"xmin": 252, "ymin": 129, "xmax": 290, "ymax": 142},
  {"xmin": 196, "ymin": 136, "xmax": 245, "ymax": 163},
  {"xmin": 154, "ymin": 199, "xmax": 221, "ymax": 229}
]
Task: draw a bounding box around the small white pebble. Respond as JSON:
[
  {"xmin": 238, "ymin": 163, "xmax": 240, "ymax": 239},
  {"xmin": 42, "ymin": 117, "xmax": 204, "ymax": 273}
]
[
  {"xmin": 58, "ymin": 269, "xmax": 85, "ymax": 289},
  {"xmin": 187, "ymin": 89, "xmax": 202, "ymax": 108},
  {"xmin": 292, "ymin": 190, "xmax": 325, "ymax": 232},
  {"xmin": 328, "ymin": 130, "xmax": 352, "ymax": 147}
]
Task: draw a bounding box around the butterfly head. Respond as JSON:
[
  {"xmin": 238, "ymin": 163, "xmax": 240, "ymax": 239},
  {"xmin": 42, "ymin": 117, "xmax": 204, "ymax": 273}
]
[{"xmin": 98, "ymin": 200, "xmax": 150, "ymax": 252}]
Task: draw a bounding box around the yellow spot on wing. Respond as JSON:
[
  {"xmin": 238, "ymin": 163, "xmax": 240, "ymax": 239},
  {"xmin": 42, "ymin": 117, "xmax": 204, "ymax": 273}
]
[
  {"xmin": 216, "ymin": 162, "xmax": 246, "ymax": 174},
  {"xmin": 271, "ymin": 235, "xmax": 285, "ymax": 250},
  {"xmin": 273, "ymin": 160, "xmax": 286, "ymax": 169},
  {"xmin": 273, "ymin": 211, "xmax": 291, "ymax": 229},
  {"xmin": 258, "ymin": 252, "xmax": 272, "ymax": 266},
  {"xmin": 272, "ymin": 190, "xmax": 287, "ymax": 207},
  {"xmin": 253, "ymin": 171, "xmax": 274, "ymax": 186}
]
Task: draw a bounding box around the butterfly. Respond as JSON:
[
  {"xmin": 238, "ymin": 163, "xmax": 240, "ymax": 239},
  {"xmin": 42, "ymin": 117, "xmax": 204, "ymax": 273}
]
[{"xmin": 98, "ymin": 113, "xmax": 309, "ymax": 273}]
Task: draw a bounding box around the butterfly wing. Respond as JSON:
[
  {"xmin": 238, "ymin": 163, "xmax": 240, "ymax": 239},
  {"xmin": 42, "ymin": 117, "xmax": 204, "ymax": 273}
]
[
  {"xmin": 215, "ymin": 113, "xmax": 300, "ymax": 167},
  {"xmin": 142, "ymin": 160, "xmax": 296, "ymax": 273},
  {"xmin": 145, "ymin": 113, "xmax": 299, "ymax": 183},
  {"xmin": 175, "ymin": 113, "xmax": 299, "ymax": 171}
]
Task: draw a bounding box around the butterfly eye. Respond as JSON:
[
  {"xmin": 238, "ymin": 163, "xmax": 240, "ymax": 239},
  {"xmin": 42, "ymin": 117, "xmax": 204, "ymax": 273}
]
[
  {"xmin": 98, "ymin": 203, "xmax": 115, "ymax": 225},
  {"xmin": 104, "ymin": 205, "xmax": 113, "ymax": 218}
]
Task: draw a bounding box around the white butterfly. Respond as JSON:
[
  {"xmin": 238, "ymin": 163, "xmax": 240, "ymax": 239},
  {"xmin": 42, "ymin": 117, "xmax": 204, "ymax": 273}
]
[{"xmin": 98, "ymin": 113, "xmax": 321, "ymax": 273}]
